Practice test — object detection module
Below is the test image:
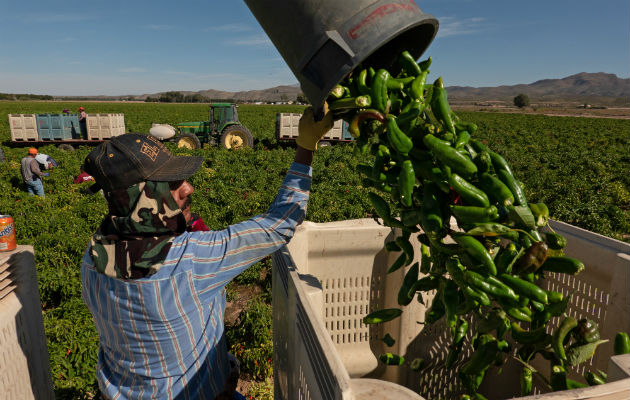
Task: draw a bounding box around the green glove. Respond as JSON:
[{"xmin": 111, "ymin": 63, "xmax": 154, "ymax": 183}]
[{"xmin": 296, "ymin": 103, "xmax": 334, "ymax": 151}]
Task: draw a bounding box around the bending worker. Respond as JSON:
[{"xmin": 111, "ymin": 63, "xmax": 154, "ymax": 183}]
[
  {"xmin": 81, "ymin": 106, "xmax": 333, "ymax": 399},
  {"xmin": 20, "ymin": 147, "xmax": 48, "ymax": 197}
]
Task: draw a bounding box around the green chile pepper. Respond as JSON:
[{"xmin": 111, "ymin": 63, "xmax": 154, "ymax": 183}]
[
  {"xmin": 441, "ymin": 279, "xmax": 460, "ymax": 336},
  {"xmin": 398, "ymin": 262, "xmax": 419, "ymax": 306},
  {"xmin": 613, "ymin": 332, "xmax": 630, "ymax": 355},
  {"xmin": 450, "ymin": 205, "xmax": 498, "ymax": 223},
  {"xmin": 573, "ymin": 318, "xmax": 600, "ymax": 344},
  {"xmin": 355, "ymin": 68, "xmax": 371, "ymax": 95},
  {"xmin": 494, "ymin": 243, "xmax": 519, "ymax": 274},
  {"xmin": 520, "ymin": 366, "xmax": 533, "ymax": 396},
  {"xmin": 420, "ymin": 243, "xmax": 432, "ymax": 274},
  {"xmin": 449, "ymin": 173, "xmax": 490, "ymax": 207},
  {"xmin": 454, "ymin": 317, "xmax": 469, "ymax": 346},
  {"xmin": 474, "ymin": 151, "xmax": 492, "ymax": 174},
  {"xmin": 478, "ymin": 172, "xmax": 514, "ymax": 207},
  {"xmin": 329, "ymin": 95, "xmax": 371, "ymax": 111},
  {"xmin": 421, "ymin": 181, "xmax": 444, "ymax": 233},
  {"xmin": 452, "ymin": 234, "xmax": 497, "ymax": 276},
  {"xmin": 430, "ymin": 77, "xmax": 456, "ymax": 134},
  {"xmin": 584, "ymin": 371, "xmax": 606, "ymax": 386},
  {"xmin": 553, "ymin": 316, "xmax": 579, "ymax": 361},
  {"xmin": 371, "ymin": 69, "xmax": 390, "ymax": 113},
  {"xmin": 410, "ymin": 71, "xmax": 429, "ymax": 101},
  {"xmin": 550, "ymin": 365, "xmax": 568, "ymax": 391},
  {"xmin": 513, "ymin": 241, "xmax": 549, "ymax": 274},
  {"xmin": 540, "ymin": 256, "xmax": 585, "ymax": 275},
  {"xmin": 397, "ymin": 101, "xmax": 424, "ymax": 131},
  {"xmin": 454, "ymin": 130, "xmax": 471, "ymax": 149},
  {"xmin": 511, "ymin": 322, "xmax": 549, "ymax": 345},
  {"xmin": 425, "ymin": 294, "xmax": 446, "ymax": 324},
  {"xmin": 386, "ymin": 115, "xmax": 413, "ymax": 155},
  {"xmin": 566, "ymin": 379, "xmax": 588, "ymax": 389},
  {"xmin": 411, "ymin": 158, "xmax": 450, "ymax": 193},
  {"xmin": 530, "ymin": 202, "xmax": 550, "ymax": 227},
  {"xmin": 408, "ymin": 275, "xmax": 441, "ymax": 293},
  {"xmin": 488, "ymin": 151, "xmax": 514, "ymax": 177},
  {"xmin": 496, "ymin": 168, "xmax": 528, "ymax": 207},
  {"xmin": 328, "ymin": 84, "xmax": 346, "ymax": 99},
  {"xmin": 498, "ymin": 273, "xmax": 548, "ymax": 304},
  {"xmin": 464, "ymin": 270, "xmax": 518, "ymax": 302},
  {"xmin": 398, "ymin": 50, "xmax": 422, "ymax": 76},
  {"xmin": 423, "ymin": 134, "xmax": 478, "ymax": 178},
  {"xmin": 461, "ymin": 338, "xmax": 499, "ymax": 375},
  {"xmin": 348, "ymin": 109, "xmax": 385, "ymax": 138},
  {"xmin": 545, "ymin": 232, "xmax": 567, "ymax": 250},
  {"xmin": 398, "ymin": 160, "xmax": 415, "ymax": 207}
]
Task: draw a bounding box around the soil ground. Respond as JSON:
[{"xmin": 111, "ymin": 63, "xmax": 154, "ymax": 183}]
[{"xmin": 451, "ymin": 103, "xmax": 630, "ymax": 119}]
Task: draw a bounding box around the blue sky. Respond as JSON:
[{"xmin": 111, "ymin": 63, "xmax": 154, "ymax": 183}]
[{"xmin": 0, "ymin": 0, "xmax": 628, "ymax": 96}]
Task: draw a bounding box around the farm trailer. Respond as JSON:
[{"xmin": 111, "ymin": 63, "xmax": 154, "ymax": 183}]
[
  {"xmin": 8, "ymin": 113, "xmax": 126, "ymax": 151},
  {"xmin": 276, "ymin": 113, "xmax": 353, "ymax": 147}
]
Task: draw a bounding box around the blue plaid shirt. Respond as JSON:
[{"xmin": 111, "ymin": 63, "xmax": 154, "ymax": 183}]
[{"xmin": 82, "ymin": 162, "xmax": 311, "ymax": 400}]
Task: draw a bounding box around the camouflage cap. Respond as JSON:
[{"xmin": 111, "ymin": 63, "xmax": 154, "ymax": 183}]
[{"xmin": 84, "ymin": 133, "xmax": 202, "ymax": 192}]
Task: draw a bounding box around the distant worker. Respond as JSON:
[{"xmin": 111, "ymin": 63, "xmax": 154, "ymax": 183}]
[
  {"xmin": 78, "ymin": 106, "xmax": 87, "ymax": 138},
  {"xmin": 35, "ymin": 152, "xmax": 58, "ymax": 170},
  {"xmin": 21, "ymin": 148, "xmax": 48, "ymax": 197},
  {"xmin": 74, "ymin": 168, "xmax": 95, "ymax": 184},
  {"xmin": 0, "ymin": 146, "xmax": 5, "ymax": 162},
  {"xmin": 80, "ymin": 105, "xmax": 334, "ymax": 400}
]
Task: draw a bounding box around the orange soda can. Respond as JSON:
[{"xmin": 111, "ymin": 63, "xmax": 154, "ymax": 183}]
[{"xmin": 0, "ymin": 215, "xmax": 17, "ymax": 251}]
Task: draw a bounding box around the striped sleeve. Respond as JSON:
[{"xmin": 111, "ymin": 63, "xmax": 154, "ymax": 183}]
[{"xmin": 188, "ymin": 162, "xmax": 311, "ymax": 298}]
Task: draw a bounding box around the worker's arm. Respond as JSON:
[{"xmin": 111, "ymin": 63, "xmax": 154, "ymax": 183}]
[{"xmin": 30, "ymin": 158, "xmax": 45, "ymax": 178}]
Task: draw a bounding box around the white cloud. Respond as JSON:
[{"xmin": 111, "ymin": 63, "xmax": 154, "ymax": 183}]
[
  {"xmin": 437, "ymin": 16, "xmax": 486, "ymax": 37},
  {"xmin": 229, "ymin": 34, "xmax": 272, "ymax": 46}
]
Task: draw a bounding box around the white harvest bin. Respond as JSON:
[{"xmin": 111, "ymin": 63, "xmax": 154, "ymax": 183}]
[
  {"xmin": 0, "ymin": 246, "xmax": 54, "ymax": 399},
  {"xmin": 272, "ymin": 218, "xmax": 630, "ymax": 400}
]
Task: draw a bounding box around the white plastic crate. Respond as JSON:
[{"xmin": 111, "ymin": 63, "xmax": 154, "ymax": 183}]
[
  {"xmin": 86, "ymin": 113, "xmax": 126, "ymax": 139},
  {"xmin": 0, "ymin": 246, "xmax": 54, "ymax": 399},
  {"xmin": 8, "ymin": 114, "xmax": 38, "ymax": 141},
  {"xmin": 276, "ymin": 112, "xmax": 345, "ymax": 141},
  {"xmin": 273, "ymin": 218, "xmax": 630, "ymax": 400}
]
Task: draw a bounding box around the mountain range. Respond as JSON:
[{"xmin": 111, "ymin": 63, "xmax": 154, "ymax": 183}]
[{"xmin": 79, "ymin": 72, "xmax": 630, "ymax": 105}]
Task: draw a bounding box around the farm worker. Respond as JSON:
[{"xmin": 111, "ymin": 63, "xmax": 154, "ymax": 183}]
[
  {"xmin": 80, "ymin": 105, "xmax": 334, "ymax": 400},
  {"xmin": 34, "ymin": 152, "xmax": 58, "ymax": 170},
  {"xmin": 0, "ymin": 146, "xmax": 4, "ymax": 162},
  {"xmin": 73, "ymin": 167, "xmax": 95, "ymax": 184},
  {"xmin": 78, "ymin": 106, "xmax": 87, "ymax": 138},
  {"xmin": 20, "ymin": 147, "xmax": 48, "ymax": 197}
]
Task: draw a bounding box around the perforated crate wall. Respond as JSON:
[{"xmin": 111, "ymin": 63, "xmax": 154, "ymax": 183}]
[{"xmin": 0, "ymin": 246, "xmax": 54, "ymax": 400}]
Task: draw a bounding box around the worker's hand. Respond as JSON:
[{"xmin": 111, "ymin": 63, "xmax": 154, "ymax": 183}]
[{"xmin": 296, "ymin": 103, "xmax": 334, "ymax": 151}]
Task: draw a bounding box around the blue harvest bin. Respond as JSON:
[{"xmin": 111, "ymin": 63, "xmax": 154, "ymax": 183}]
[
  {"xmin": 36, "ymin": 114, "xmax": 76, "ymax": 140},
  {"xmin": 62, "ymin": 114, "xmax": 81, "ymax": 139}
]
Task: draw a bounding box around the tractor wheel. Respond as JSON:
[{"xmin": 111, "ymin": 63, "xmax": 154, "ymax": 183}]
[
  {"xmin": 318, "ymin": 141, "xmax": 331, "ymax": 148},
  {"xmin": 58, "ymin": 143, "xmax": 75, "ymax": 151},
  {"xmin": 176, "ymin": 133, "xmax": 201, "ymax": 150},
  {"xmin": 220, "ymin": 125, "xmax": 254, "ymax": 150}
]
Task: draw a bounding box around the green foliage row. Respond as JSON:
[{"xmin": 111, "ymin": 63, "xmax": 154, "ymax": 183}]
[{"xmin": 0, "ymin": 101, "xmax": 627, "ymax": 398}]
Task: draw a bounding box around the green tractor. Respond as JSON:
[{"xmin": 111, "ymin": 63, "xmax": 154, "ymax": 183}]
[{"xmin": 151, "ymin": 103, "xmax": 254, "ymax": 150}]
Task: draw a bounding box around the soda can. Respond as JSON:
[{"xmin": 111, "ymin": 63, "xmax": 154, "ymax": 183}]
[{"xmin": 0, "ymin": 215, "xmax": 17, "ymax": 252}]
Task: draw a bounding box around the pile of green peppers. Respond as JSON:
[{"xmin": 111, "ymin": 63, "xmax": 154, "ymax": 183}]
[{"xmin": 329, "ymin": 51, "xmax": 621, "ymax": 397}]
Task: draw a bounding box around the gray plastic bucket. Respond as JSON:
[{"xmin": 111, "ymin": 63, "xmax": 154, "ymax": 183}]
[{"xmin": 244, "ymin": 0, "xmax": 438, "ymax": 111}]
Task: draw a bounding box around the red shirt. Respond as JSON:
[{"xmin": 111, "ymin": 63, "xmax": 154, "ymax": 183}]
[{"xmin": 74, "ymin": 172, "xmax": 94, "ymax": 184}]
